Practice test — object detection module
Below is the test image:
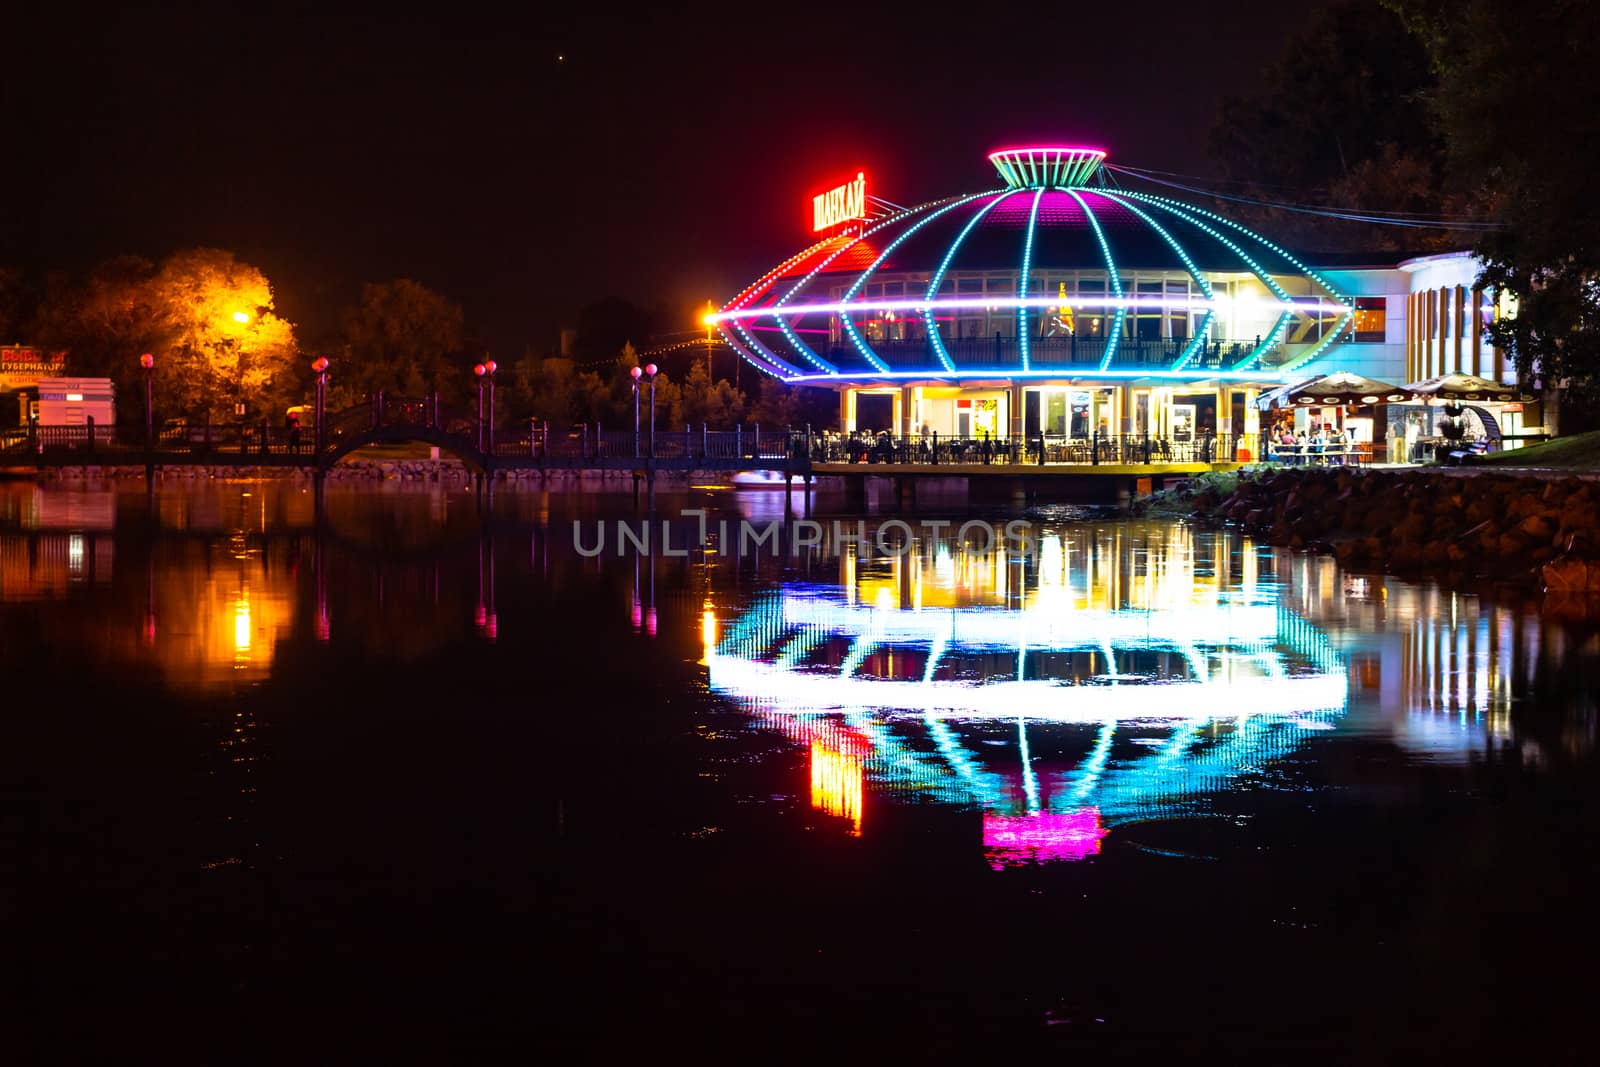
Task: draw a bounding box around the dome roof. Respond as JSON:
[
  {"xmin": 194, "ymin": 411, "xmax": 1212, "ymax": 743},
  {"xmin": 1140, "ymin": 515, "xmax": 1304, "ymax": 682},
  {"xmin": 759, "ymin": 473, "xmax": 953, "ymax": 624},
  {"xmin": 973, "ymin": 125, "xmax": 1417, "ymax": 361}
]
[{"xmin": 712, "ymin": 147, "xmax": 1352, "ymax": 381}]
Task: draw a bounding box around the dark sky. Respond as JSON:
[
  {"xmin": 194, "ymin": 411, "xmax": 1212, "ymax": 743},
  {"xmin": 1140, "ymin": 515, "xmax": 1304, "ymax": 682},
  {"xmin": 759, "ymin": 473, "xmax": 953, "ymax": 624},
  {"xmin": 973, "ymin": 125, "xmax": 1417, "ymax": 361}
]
[{"xmin": 6, "ymin": 2, "xmax": 1331, "ymax": 356}]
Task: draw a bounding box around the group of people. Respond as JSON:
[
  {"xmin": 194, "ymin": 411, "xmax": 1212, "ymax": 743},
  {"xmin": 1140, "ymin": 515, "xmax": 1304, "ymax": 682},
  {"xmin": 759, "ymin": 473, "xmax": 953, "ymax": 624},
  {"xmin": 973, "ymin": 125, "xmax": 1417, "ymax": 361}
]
[{"xmin": 1272, "ymin": 423, "xmax": 1361, "ymax": 464}]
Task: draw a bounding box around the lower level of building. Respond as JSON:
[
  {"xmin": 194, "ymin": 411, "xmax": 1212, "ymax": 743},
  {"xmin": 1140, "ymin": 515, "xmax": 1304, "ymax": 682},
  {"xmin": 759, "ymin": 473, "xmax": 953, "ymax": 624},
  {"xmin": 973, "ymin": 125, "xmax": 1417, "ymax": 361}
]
[{"xmin": 840, "ymin": 380, "xmax": 1265, "ymax": 445}]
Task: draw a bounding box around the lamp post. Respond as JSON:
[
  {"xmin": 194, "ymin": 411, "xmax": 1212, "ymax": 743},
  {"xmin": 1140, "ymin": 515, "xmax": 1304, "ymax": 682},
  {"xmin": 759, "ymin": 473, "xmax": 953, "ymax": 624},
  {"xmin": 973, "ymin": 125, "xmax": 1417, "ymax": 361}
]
[
  {"xmin": 139, "ymin": 353, "xmax": 154, "ymax": 447},
  {"xmin": 474, "ymin": 362, "xmax": 487, "ymax": 452},
  {"xmin": 646, "ymin": 363, "xmax": 658, "ymax": 458},
  {"xmin": 311, "ymin": 356, "xmax": 329, "ymax": 454},
  {"xmin": 485, "ymin": 359, "xmax": 496, "ymax": 456},
  {"xmin": 630, "ymin": 366, "xmax": 643, "ymax": 456}
]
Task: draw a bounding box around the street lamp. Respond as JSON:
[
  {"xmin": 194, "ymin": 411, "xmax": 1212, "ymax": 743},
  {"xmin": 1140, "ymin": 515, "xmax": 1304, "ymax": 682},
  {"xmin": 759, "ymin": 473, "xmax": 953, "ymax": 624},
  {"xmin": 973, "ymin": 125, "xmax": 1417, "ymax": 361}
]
[
  {"xmin": 646, "ymin": 363, "xmax": 658, "ymax": 457},
  {"xmin": 139, "ymin": 352, "xmax": 154, "ymax": 447},
  {"xmin": 474, "ymin": 359, "xmax": 496, "ymax": 453},
  {"xmin": 485, "ymin": 359, "xmax": 496, "ymax": 456},
  {"xmin": 631, "ymin": 365, "xmax": 643, "ymax": 456}
]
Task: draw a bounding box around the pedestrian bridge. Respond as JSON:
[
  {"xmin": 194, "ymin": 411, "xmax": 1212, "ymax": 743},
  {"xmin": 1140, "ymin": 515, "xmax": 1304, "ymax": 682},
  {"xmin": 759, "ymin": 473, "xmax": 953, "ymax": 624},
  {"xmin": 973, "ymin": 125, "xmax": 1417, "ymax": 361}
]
[{"xmin": 0, "ymin": 392, "xmax": 812, "ymax": 477}]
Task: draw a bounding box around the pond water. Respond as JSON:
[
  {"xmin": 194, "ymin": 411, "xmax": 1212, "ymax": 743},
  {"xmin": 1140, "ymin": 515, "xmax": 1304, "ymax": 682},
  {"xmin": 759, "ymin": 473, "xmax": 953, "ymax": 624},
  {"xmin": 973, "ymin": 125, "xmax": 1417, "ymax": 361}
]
[{"xmin": 5, "ymin": 479, "xmax": 1598, "ymax": 1057}]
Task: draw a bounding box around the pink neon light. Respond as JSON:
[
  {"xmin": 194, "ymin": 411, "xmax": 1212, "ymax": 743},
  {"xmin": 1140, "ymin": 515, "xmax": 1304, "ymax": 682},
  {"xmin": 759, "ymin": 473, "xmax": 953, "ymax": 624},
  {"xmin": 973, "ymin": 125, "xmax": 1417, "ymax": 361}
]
[
  {"xmin": 988, "ymin": 146, "xmax": 1108, "ymax": 160},
  {"xmin": 706, "ymin": 292, "xmax": 1329, "ymax": 322},
  {"xmin": 983, "ymin": 809, "xmax": 1106, "ymax": 868}
]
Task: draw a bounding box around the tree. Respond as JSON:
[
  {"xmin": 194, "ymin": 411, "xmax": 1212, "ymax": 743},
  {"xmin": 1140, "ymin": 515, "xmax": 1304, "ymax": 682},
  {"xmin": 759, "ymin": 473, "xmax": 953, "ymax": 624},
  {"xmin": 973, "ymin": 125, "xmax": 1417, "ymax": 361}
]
[
  {"xmin": 1204, "ymin": 0, "xmax": 1468, "ymax": 253},
  {"xmin": 30, "ymin": 249, "xmax": 298, "ymax": 422},
  {"xmin": 150, "ymin": 249, "xmax": 298, "ymax": 420},
  {"xmin": 676, "ymin": 360, "xmax": 744, "ymax": 428},
  {"xmin": 508, "ymin": 352, "xmax": 581, "ymax": 423},
  {"xmin": 341, "ymin": 279, "xmax": 465, "ymax": 405},
  {"xmin": 1390, "ymin": 0, "xmax": 1600, "ymax": 423}
]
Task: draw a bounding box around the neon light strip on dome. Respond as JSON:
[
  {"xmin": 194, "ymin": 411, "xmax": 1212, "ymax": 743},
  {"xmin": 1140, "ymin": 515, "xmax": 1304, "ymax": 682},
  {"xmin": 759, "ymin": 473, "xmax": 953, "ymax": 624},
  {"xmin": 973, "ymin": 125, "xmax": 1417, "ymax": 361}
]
[
  {"xmin": 1117, "ymin": 195, "xmax": 1295, "ymax": 370},
  {"xmin": 1090, "ymin": 190, "xmax": 1215, "ymax": 371},
  {"xmin": 718, "ymin": 235, "xmax": 844, "ymax": 379},
  {"xmin": 1018, "ymin": 189, "xmax": 1046, "ymax": 370},
  {"xmin": 705, "ymin": 293, "xmax": 1324, "ymax": 323},
  {"xmin": 767, "ymin": 197, "xmax": 965, "ymax": 375},
  {"xmin": 778, "ymin": 368, "xmax": 1288, "ymax": 383},
  {"xmin": 1111, "ymin": 191, "xmax": 1356, "ymax": 374},
  {"xmin": 1063, "ymin": 189, "xmax": 1124, "ymax": 368},
  {"xmin": 922, "ymin": 191, "xmax": 1024, "ymax": 372},
  {"xmin": 988, "ymin": 147, "xmax": 1108, "ymax": 188},
  {"xmin": 837, "ymin": 191, "xmax": 1001, "ymax": 373},
  {"xmin": 1107, "ymin": 191, "xmax": 1318, "ymax": 371}
]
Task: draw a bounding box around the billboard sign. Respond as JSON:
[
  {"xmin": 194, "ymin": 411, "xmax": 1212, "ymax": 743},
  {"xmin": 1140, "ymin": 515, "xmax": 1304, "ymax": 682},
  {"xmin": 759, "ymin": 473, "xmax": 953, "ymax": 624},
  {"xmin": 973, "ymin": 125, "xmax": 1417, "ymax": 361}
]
[{"xmin": 0, "ymin": 347, "xmax": 68, "ymax": 392}]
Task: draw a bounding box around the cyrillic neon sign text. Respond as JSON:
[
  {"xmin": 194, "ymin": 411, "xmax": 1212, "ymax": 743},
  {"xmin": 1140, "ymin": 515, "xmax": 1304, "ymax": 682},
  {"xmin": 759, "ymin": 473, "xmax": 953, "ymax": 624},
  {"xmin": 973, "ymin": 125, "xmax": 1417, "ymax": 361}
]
[{"xmin": 812, "ymin": 171, "xmax": 866, "ymax": 232}]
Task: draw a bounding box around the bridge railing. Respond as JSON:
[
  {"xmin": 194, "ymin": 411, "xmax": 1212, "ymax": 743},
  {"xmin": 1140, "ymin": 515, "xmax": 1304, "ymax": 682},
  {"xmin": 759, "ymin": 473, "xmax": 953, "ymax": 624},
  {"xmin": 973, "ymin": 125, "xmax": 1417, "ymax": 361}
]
[{"xmin": 502, "ymin": 424, "xmax": 805, "ymax": 463}]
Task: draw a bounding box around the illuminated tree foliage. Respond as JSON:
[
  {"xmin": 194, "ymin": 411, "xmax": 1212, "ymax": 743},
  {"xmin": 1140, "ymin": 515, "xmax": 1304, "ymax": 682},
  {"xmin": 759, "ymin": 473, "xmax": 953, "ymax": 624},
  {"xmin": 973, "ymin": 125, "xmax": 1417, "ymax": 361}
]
[
  {"xmin": 152, "ymin": 249, "xmax": 298, "ymax": 419},
  {"xmin": 31, "ymin": 248, "xmax": 298, "ymax": 421}
]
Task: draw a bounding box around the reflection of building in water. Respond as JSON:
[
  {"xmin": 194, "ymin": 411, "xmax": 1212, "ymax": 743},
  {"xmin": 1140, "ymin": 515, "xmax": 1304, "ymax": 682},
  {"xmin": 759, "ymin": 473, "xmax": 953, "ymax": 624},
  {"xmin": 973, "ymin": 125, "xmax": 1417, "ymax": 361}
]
[
  {"xmin": 0, "ymin": 533, "xmax": 113, "ymax": 599},
  {"xmin": 709, "ymin": 524, "xmax": 1348, "ymax": 861},
  {"xmin": 1271, "ymin": 551, "xmax": 1548, "ymax": 761}
]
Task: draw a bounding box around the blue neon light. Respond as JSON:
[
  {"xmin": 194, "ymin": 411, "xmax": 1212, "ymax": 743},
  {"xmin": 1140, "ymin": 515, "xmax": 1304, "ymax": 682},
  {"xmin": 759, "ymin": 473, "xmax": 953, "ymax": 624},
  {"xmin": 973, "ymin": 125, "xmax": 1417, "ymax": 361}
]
[
  {"xmin": 1018, "ymin": 188, "xmax": 1046, "ymax": 370},
  {"xmin": 1114, "ymin": 191, "xmax": 1355, "ymax": 373},
  {"xmin": 922, "ymin": 191, "xmax": 1022, "ymax": 372},
  {"xmin": 1063, "ymin": 189, "xmax": 1125, "ymax": 369},
  {"xmin": 837, "ymin": 191, "xmax": 1004, "ymax": 373},
  {"xmin": 1091, "ymin": 191, "xmax": 1215, "ymax": 371}
]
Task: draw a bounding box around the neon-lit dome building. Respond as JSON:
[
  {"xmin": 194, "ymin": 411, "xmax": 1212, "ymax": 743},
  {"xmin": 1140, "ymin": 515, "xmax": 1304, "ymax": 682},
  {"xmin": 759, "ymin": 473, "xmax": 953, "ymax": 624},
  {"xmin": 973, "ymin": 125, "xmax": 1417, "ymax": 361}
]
[{"xmin": 710, "ymin": 146, "xmax": 1512, "ymax": 445}]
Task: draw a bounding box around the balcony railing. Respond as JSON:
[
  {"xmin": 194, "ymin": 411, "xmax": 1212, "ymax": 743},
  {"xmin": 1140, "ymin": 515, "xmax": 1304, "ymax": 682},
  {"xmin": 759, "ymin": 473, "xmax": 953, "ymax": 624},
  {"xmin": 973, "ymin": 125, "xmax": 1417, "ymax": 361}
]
[{"xmin": 824, "ymin": 335, "xmax": 1279, "ymax": 372}]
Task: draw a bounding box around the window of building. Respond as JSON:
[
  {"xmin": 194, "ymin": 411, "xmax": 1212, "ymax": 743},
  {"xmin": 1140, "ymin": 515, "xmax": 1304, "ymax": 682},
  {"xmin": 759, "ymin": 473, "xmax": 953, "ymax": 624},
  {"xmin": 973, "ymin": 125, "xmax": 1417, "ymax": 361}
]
[{"xmin": 1348, "ymin": 297, "xmax": 1386, "ymax": 343}]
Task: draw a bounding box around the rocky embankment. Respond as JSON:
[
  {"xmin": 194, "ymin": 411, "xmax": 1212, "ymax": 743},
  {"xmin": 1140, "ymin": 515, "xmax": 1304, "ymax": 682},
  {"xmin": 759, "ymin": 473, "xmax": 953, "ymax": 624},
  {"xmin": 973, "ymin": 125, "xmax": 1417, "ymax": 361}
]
[{"xmin": 1147, "ymin": 467, "xmax": 1600, "ymax": 609}]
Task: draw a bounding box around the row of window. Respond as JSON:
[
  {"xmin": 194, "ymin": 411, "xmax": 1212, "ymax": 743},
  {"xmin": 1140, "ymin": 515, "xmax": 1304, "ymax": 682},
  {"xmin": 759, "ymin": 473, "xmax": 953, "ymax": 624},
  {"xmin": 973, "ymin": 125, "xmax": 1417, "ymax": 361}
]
[{"xmin": 837, "ymin": 297, "xmax": 1388, "ymax": 345}]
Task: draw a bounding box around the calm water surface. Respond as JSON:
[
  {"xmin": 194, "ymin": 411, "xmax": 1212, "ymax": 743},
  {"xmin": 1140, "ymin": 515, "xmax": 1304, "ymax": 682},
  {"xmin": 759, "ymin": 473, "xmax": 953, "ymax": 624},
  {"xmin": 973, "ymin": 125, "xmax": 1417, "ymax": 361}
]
[{"xmin": 5, "ymin": 479, "xmax": 1598, "ymax": 1058}]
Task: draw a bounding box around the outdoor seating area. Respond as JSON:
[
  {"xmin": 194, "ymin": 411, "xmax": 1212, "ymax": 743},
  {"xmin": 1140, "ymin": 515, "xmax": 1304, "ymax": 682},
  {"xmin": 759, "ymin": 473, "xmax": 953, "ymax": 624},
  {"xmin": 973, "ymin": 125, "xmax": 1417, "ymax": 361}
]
[{"xmin": 1263, "ymin": 440, "xmax": 1374, "ymax": 466}]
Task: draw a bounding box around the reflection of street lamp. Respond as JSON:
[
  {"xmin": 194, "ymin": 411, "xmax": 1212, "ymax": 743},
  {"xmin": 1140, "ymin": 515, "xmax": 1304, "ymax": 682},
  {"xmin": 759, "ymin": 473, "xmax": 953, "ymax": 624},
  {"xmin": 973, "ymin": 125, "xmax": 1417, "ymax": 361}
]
[{"xmin": 139, "ymin": 352, "xmax": 155, "ymax": 447}]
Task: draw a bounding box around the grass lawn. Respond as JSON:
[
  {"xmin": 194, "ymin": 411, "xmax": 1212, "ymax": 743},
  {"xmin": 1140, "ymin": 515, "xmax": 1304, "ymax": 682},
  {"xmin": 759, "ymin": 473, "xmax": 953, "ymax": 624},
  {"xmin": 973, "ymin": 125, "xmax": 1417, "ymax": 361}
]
[
  {"xmin": 1477, "ymin": 430, "xmax": 1600, "ymax": 469},
  {"xmin": 343, "ymin": 443, "xmax": 448, "ymax": 461}
]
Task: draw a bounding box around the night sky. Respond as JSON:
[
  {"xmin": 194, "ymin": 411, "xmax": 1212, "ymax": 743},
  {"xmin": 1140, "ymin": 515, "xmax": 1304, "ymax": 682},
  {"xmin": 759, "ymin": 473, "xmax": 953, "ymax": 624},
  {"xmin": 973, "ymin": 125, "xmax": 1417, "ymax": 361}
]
[{"xmin": 7, "ymin": 3, "xmax": 1330, "ymax": 356}]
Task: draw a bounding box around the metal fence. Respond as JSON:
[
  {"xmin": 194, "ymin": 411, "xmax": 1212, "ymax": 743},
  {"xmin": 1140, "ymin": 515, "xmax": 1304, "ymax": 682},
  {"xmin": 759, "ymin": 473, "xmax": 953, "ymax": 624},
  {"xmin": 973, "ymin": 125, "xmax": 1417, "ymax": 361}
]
[{"xmin": 805, "ymin": 432, "xmax": 1261, "ymax": 466}]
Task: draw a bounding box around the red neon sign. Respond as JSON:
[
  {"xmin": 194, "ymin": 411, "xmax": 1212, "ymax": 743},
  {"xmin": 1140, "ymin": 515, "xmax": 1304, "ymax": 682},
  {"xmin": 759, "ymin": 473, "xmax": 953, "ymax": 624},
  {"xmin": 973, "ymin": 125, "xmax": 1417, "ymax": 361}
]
[{"xmin": 812, "ymin": 171, "xmax": 867, "ymax": 232}]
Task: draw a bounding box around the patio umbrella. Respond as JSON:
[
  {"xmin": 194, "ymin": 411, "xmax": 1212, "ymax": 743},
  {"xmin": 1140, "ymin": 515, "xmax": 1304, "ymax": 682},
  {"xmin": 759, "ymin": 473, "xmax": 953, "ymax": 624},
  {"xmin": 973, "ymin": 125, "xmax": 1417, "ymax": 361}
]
[
  {"xmin": 1402, "ymin": 373, "xmax": 1536, "ymax": 403},
  {"xmin": 1256, "ymin": 371, "xmax": 1412, "ymax": 410}
]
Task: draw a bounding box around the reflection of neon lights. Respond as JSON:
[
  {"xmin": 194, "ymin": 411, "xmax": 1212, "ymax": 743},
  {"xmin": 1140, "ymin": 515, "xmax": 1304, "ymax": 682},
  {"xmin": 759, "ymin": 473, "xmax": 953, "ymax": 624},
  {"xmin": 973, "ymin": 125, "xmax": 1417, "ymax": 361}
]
[
  {"xmin": 984, "ymin": 809, "xmax": 1106, "ymax": 868},
  {"xmin": 810, "ymin": 740, "xmax": 863, "ymax": 835},
  {"xmin": 775, "ymin": 597, "xmax": 1283, "ymax": 648},
  {"xmin": 709, "ymin": 654, "xmax": 1346, "ymax": 721}
]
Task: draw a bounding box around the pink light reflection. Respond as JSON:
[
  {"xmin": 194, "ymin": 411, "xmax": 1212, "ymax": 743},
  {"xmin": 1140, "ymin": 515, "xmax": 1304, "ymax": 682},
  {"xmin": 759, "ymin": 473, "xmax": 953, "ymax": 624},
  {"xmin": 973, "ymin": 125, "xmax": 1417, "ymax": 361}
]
[{"xmin": 983, "ymin": 808, "xmax": 1106, "ymax": 869}]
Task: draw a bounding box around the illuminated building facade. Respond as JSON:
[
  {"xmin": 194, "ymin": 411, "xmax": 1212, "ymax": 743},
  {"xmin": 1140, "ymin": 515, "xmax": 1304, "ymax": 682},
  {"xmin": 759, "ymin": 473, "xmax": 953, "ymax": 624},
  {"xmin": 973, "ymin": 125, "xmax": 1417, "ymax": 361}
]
[{"xmin": 711, "ymin": 147, "xmax": 1513, "ymax": 449}]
